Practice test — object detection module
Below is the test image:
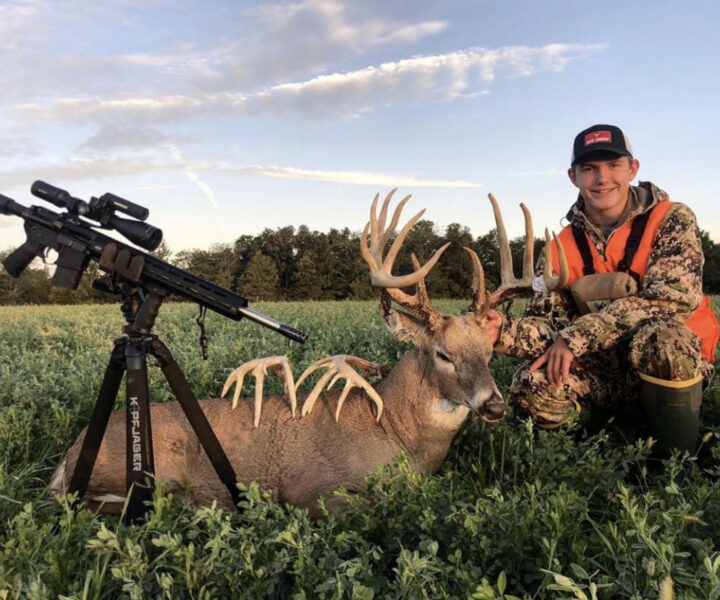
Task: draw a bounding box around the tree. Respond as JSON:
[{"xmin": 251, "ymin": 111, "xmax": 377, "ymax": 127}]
[
  {"xmin": 473, "ymin": 229, "xmax": 501, "ymax": 289},
  {"xmin": 324, "ymin": 228, "xmax": 365, "ymax": 300},
  {"xmin": 0, "ymin": 249, "xmax": 21, "ymax": 303},
  {"xmin": 700, "ymin": 229, "xmax": 720, "ymax": 294},
  {"xmin": 509, "ymin": 235, "xmax": 545, "ymax": 278},
  {"xmin": 0, "ymin": 249, "xmax": 53, "ymax": 304},
  {"xmin": 255, "ymin": 226, "xmax": 297, "ymax": 299},
  {"xmin": 291, "ymin": 250, "xmax": 325, "ymax": 300},
  {"xmin": 152, "ymin": 239, "xmax": 173, "ymax": 263},
  {"xmin": 236, "ymin": 252, "xmax": 280, "ymax": 301},
  {"xmin": 174, "ymin": 243, "xmax": 236, "ymax": 289},
  {"xmin": 391, "ymin": 219, "xmax": 446, "ymax": 297},
  {"xmin": 438, "ymin": 223, "xmax": 474, "ymax": 298}
]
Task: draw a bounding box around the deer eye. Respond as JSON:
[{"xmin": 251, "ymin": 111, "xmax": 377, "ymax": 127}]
[{"xmin": 435, "ymin": 350, "xmax": 452, "ymax": 363}]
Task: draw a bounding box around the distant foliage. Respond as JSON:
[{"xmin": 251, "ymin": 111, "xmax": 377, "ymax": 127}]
[
  {"xmin": 2, "ymin": 225, "xmax": 719, "ymax": 305},
  {"xmin": 701, "ymin": 230, "xmax": 720, "ymax": 294},
  {"xmin": 236, "ymin": 252, "xmax": 281, "ymax": 301}
]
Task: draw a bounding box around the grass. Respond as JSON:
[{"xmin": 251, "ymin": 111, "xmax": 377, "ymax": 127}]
[{"xmin": 0, "ymin": 299, "xmax": 719, "ymax": 599}]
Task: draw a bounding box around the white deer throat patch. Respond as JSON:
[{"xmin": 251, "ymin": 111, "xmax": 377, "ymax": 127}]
[{"xmin": 430, "ymin": 398, "xmax": 470, "ymax": 429}]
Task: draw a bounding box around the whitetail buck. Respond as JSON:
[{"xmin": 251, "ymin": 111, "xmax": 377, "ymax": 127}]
[{"xmin": 51, "ymin": 190, "xmax": 567, "ymax": 516}]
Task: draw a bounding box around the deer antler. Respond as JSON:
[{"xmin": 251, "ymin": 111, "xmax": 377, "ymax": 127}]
[
  {"xmin": 360, "ymin": 189, "xmax": 450, "ymax": 330},
  {"xmin": 221, "ymin": 356, "xmax": 297, "ymax": 428},
  {"xmin": 296, "ymin": 355, "xmax": 384, "ymax": 422},
  {"xmin": 463, "ymin": 194, "xmax": 569, "ymax": 315},
  {"xmin": 543, "ymin": 228, "xmax": 569, "ymax": 291},
  {"xmin": 485, "ymin": 193, "xmax": 536, "ymax": 307}
]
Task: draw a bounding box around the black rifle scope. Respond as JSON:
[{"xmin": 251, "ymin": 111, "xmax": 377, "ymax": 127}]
[{"xmin": 31, "ymin": 180, "xmax": 162, "ymax": 251}]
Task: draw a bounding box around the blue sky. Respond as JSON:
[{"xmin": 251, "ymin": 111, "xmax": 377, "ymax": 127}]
[{"xmin": 1, "ymin": 0, "xmax": 719, "ymax": 254}]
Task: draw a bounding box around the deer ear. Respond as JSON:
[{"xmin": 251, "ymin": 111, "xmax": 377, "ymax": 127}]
[{"xmin": 380, "ymin": 306, "xmax": 430, "ymax": 345}]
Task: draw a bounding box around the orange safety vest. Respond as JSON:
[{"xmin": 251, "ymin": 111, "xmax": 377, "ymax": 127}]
[{"xmin": 552, "ymin": 201, "xmax": 719, "ymax": 362}]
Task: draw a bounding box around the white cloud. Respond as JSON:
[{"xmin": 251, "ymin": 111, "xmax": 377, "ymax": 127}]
[
  {"xmin": 79, "ymin": 124, "xmax": 177, "ymax": 151},
  {"xmin": 0, "ymin": 1, "xmax": 44, "ymax": 53},
  {"xmin": 0, "ymin": 156, "xmax": 481, "ymax": 189},
  {"xmin": 0, "ymin": 135, "xmax": 39, "ymax": 159},
  {"xmin": 138, "ymin": 183, "xmax": 175, "ymax": 191},
  {"xmin": 228, "ymin": 0, "xmax": 449, "ymax": 87},
  {"xmin": 6, "ymin": 43, "xmax": 605, "ymax": 126},
  {"xmin": 205, "ymin": 163, "xmax": 481, "ymax": 188},
  {"xmin": 0, "ymin": 0, "xmax": 449, "ymax": 102}
]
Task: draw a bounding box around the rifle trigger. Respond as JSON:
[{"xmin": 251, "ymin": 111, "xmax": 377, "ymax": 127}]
[
  {"xmin": 41, "ymin": 247, "xmax": 58, "ymax": 266},
  {"xmin": 197, "ymin": 305, "xmax": 209, "ymax": 360}
]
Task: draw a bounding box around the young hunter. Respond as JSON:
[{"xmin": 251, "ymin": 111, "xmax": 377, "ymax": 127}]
[{"xmin": 485, "ymin": 124, "xmax": 719, "ymax": 456}]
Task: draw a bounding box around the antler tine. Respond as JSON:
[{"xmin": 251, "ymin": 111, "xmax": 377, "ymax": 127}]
[
  {"xmin": 361, "ymin": 190, "xmax": 450, "ymax": 289},
  {"xmin": 520, "ymin": 203, "xmax": 535, "ymax": 280},
  {"xmin": 543, "ymin": 228, "xmax": 569, "ymax": 290},
  {"xmin": 369, "ymin": 193, "xmax": 380, "ymax": 246},
  {"xmin": 489, "ymin": 193, "xmax": 514, "ymax": 283},
  {"xmin": 376, "ymin": 188, "xmax": 395, "ymax": 243},
  {"xmin": 383, "ymin": 207, "xmax": 426, "ymax": 273},
  {"xmin": 410, "ymin": 253, "xmax": 431, "ymax": 302},
  {"xmin": 361, "ymin": 190, "xmax": 451, "ymax": 330},
  {"xmin": 380, "ymin": 253, "xmax": 443, "ymax": 329},
  {"xmin": 462, "ymin": 247, "xmax": 488, "ymax": 315},
  {"xmin": 361, "ymin": 192, "xmax": 413, "ymax": 277},
  {"xmin": 360, "ymin": 221, "xmax": 378, "ymax": 271},
  {"xmin": 384, "ymin": 240, "xmax": 450, "ymax": 289},
  {"xmin": 221, "ymin": 356, "xmax": 296, "ymax": 427},
  {"xmin": 486, "ymin": 194, "xmax": 536, "ymax": 308},
  {"xmin": 380, "ymin": 192, "xmax": 412, "ymax": 248},
  {"xmin": 297, "ymin": 355, "xmax": 384, "ymax": 422}
]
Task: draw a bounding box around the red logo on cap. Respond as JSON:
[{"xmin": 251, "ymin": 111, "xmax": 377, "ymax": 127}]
[{"xmin": 585, "ymin": 131, "xmax": 612, "ymax": 146}]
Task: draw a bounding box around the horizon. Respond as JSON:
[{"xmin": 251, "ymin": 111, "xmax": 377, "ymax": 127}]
[{"xmin": 1, "ymin": 1, "xmax": 719, "ymax": 254}]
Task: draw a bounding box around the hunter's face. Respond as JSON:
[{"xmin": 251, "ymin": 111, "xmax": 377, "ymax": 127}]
[{"xmin": 568, "ymin": 156, "xmax": 640, "ymax": 225}]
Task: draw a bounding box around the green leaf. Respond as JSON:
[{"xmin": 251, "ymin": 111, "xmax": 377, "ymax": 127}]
[
  {"xmin": 570, "ymin": 563, "xmax": 589, "ymax": 579},
  {"xmin": 497, "ymin": 570, "xmax": 507, "ymax": 595}
]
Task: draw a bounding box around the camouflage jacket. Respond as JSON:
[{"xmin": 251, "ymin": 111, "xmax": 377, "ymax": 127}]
[{"xmin": 495, "ymin": 181, "xmax": 705, "ymax": 360}]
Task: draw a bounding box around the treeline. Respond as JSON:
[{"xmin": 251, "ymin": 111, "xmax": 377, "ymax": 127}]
[{"xmin": 2, "ymin": 222, "xmax": 720, "ymax": 305}]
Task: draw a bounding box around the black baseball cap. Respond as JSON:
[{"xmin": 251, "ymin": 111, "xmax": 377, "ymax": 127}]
[{"xmin": 570, "ymin": 124, "xmax": 633, "ymax": 166}]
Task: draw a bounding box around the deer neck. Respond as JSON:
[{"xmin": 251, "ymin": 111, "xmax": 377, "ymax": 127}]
[{"xmin": 377, "ymin": 348, "xmax": 470, "ymax": 471}]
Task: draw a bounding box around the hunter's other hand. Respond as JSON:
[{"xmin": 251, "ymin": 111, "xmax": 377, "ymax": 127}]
[
  {"xmin": 485, "ymin": 309, "xmax": 503, "ymax": 346},
  {"xmin": 529, "ymin": 337, "xmax": 574, "ymax": 387}
]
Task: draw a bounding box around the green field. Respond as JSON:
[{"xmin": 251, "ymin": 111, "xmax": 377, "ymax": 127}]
[{"xmin": 1, "ymin": 300, "xmax": 720, "ymax": 599}]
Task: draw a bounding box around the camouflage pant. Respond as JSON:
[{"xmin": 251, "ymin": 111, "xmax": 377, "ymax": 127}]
[{"xmin": 511, "ymin": 320, "xmax": 714, "ymax": 428}]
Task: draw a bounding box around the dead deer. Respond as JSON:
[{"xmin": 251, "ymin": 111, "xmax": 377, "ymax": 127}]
[{"xmin": 51, "ymin": 190, "xmax": 567, "ymax": 516}]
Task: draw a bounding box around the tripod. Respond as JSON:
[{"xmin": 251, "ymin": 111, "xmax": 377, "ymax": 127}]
[{"xmin": 67, "ymin": 279, "xmax": 240, "ymax": 523}]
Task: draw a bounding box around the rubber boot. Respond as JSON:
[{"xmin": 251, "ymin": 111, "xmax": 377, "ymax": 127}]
[{"xmin": 639, "ymin": 372, "xmax": 703, "ymax": 458}]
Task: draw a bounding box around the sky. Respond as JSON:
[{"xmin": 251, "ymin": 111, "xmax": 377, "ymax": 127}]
[{"xmin": 1, "ymin": 0, "xmax": 719, "ymax": 256}]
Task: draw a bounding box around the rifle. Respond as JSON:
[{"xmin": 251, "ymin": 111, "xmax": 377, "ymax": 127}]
[
  {"xmin": 1, "ymin": 181, "xmax": 308, "ymax": 522},
  {"xmin": 0, "ymin": 181, "xmax": 308, "ymax": 344}
]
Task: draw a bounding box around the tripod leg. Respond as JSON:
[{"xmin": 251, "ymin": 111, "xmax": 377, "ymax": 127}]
[
  {"xmin": 150, "ymin": 338, "xmax": 241, "ymax": 508},
  {"xmin": 67, "ymin": 338, "xmax": 126, "ymax": 503},
  {"xmin": 124, "ymin": 339, "xmax": 155, "ymax": 523}
]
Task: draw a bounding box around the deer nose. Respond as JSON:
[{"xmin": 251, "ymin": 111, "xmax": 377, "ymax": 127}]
[{"xmin": 481, "ymin": 394, "xmax": 506, "ymax": 422}]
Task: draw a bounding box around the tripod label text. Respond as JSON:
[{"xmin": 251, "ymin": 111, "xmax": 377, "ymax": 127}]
[{"xmin": 129, "ymin": 397, "xmax": 143, "ymax": 472}]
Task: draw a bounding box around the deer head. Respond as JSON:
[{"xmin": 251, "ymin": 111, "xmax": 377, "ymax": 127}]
[{"xmin": 361, "ymin": 189, "xmax": 568, "ymax": 423}]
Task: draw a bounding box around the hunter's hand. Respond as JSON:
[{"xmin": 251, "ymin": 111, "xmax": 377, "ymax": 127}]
[
  {"xmin": 529, "ymin": 337, "xmax": 574, "ymax": 387},
  {"xmin": 485, "ymin": 309, "xmax": 503, "ymax": 346}
]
